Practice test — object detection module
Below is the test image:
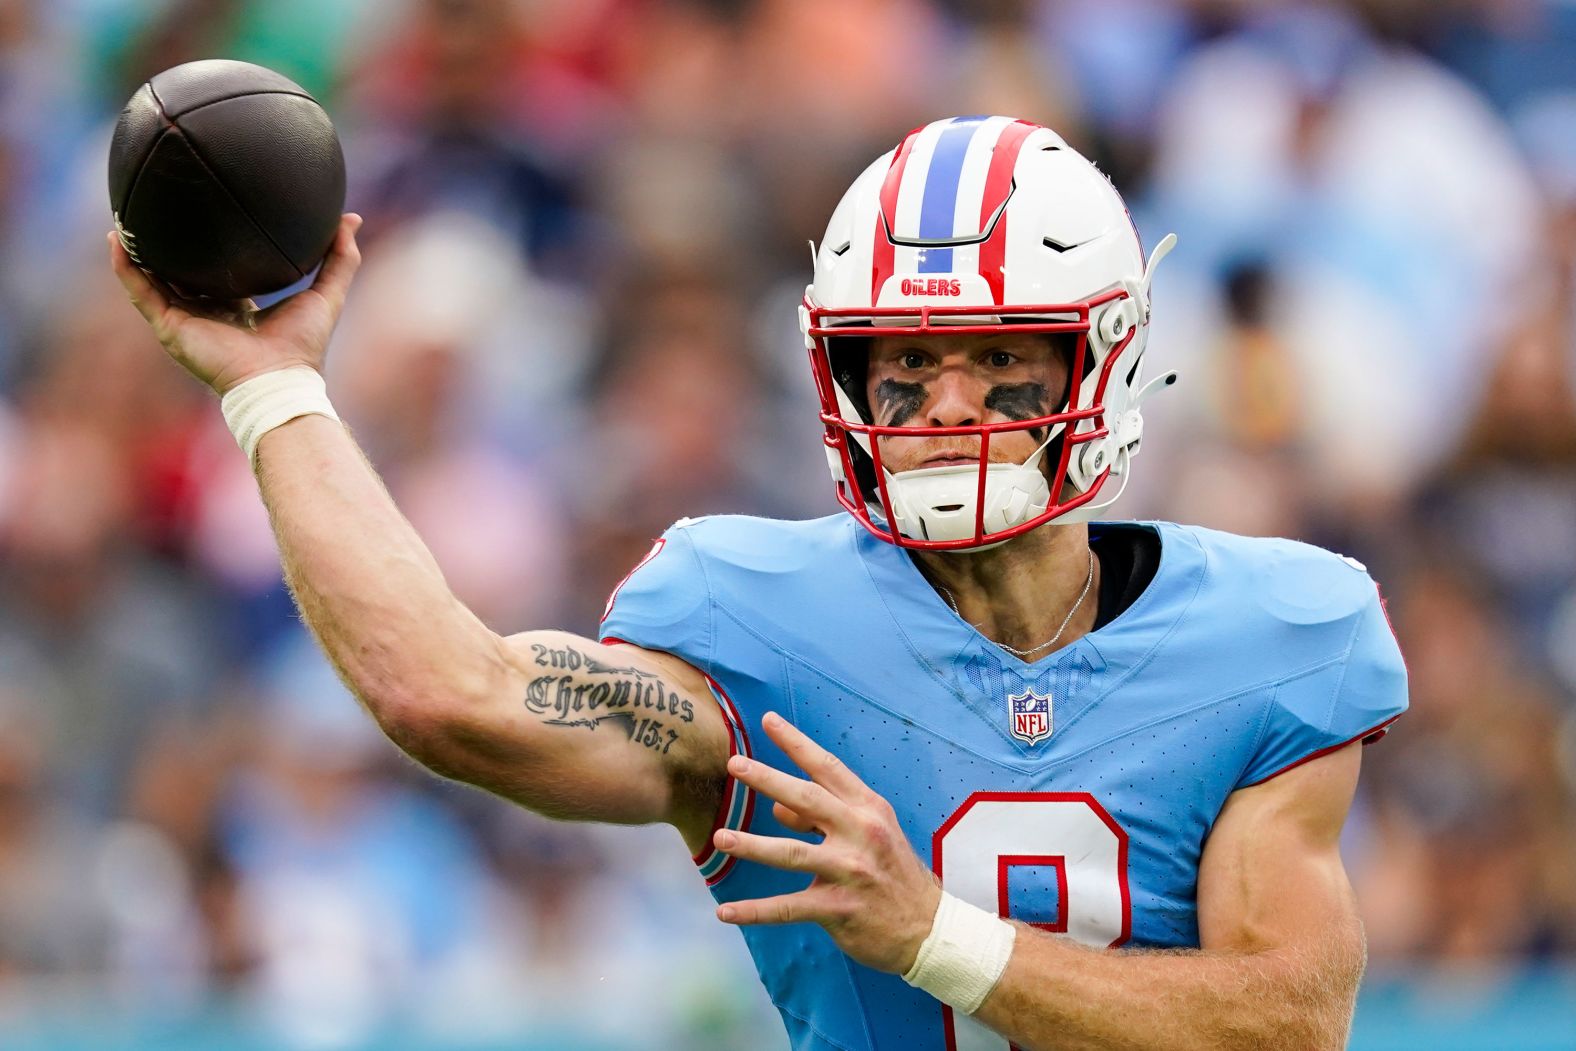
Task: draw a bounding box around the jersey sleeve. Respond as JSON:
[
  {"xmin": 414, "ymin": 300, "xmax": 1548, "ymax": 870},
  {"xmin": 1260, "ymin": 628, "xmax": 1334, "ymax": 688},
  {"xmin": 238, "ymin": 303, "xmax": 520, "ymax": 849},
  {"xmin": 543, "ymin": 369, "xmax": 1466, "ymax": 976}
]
[
  {"xmin": 597, "ymin": 523, "xmax": 713, "ymax": 675},
  {"xmin": 597, "ymin": 522, "xmax": 756, "ymax": 886},
  {"xmin": 1237, "ymin": 581, "xmax": 1408, "ymax": 788}
]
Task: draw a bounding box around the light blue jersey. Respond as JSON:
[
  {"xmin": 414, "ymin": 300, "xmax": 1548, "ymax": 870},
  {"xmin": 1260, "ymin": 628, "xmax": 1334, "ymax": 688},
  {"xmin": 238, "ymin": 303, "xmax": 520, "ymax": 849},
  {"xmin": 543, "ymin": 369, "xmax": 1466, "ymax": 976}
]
[{"xmin": 600, "ymin": 515, "xmax": 1407, "ymax": 1051}]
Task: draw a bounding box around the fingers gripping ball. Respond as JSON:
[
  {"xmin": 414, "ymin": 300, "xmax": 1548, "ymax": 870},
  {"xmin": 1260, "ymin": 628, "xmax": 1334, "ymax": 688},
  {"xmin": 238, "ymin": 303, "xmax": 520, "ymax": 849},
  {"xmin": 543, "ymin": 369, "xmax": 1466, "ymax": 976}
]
[{"xmin": 107, "ymin": 59, "xmax": 346, "ymax": 300}]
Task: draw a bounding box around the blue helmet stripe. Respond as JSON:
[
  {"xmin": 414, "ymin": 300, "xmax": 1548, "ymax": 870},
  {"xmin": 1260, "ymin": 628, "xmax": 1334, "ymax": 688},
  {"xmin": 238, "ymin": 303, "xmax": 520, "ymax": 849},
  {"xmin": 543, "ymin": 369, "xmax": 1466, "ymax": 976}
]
[{"xmin": 917, "ymin": 116, "xmax": 987, "ymax": 273}]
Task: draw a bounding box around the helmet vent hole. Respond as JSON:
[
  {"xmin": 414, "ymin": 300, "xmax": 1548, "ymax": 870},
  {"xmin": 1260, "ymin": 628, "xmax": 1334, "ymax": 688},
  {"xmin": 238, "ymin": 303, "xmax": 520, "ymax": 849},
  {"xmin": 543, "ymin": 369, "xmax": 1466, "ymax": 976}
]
[
  {"xmin": 831, "ymin": 240, "xmax": 852, "ymax": 256},
  {"xmin": 935, "ymin": 504, "xmax": 964, "ymax": 513},
  {"xmin": 1040, "ymin": 145, "xmax": 1062, "ymax": 152},
  {"xmin": 1042, "ymin": 235, "xmax": 1089, "ymax": 254}
]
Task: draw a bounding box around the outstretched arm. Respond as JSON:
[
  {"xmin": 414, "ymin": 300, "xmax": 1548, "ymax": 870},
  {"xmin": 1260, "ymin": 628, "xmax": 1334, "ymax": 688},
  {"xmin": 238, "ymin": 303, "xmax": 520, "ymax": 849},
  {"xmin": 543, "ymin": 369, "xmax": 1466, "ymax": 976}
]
[
  {"xmin": 108, "ymin": 222, "xmax": 730, "ymax": 849},
  {"xmin": 244, "ymin": 411, "xmax": 730, "ymax": 846},
  {"xmin": 713, "ymin": 715, "xmax": 1367, "ymax": 1051}
]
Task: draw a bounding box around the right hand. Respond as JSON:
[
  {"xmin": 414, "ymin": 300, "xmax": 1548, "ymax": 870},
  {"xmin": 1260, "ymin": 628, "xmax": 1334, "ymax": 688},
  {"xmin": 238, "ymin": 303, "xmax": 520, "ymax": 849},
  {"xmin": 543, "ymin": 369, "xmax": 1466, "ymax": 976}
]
[{"xmin": 108, "ymin": 213, "xmax": 364, "ymax": 396}]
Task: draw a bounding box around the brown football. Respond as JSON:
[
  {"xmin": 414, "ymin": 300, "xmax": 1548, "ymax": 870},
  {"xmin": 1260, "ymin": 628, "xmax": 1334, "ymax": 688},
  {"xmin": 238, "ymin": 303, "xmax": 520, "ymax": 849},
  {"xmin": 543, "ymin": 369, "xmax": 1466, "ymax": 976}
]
[{"xmin": 108, "ymin": 59, "xmax": 346, "ymax": 300}]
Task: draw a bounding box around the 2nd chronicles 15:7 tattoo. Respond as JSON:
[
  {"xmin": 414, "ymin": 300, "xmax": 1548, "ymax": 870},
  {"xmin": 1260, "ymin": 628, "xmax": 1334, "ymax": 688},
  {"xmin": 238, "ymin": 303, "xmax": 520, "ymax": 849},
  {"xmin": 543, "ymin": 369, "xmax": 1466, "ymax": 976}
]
[{"xmin": 523, "ymin": 644, "xmax": 696, "ymax": 755}]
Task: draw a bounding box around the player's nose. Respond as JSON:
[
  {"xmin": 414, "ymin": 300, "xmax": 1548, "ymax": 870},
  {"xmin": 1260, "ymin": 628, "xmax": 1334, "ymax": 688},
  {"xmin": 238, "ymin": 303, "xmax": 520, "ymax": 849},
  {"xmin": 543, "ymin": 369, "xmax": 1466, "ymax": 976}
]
[{"xmin": 926, "ymin": 368, "xmax": 983, "ymax": 428}]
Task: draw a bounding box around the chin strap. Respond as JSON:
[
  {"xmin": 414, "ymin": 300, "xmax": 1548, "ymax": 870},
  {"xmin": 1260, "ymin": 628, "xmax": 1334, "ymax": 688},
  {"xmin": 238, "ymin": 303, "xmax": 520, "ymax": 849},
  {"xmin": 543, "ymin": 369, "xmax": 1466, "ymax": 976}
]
[{"xmin": 1056, "ymin": 444, "xmax": 1136, "ymax": 525}]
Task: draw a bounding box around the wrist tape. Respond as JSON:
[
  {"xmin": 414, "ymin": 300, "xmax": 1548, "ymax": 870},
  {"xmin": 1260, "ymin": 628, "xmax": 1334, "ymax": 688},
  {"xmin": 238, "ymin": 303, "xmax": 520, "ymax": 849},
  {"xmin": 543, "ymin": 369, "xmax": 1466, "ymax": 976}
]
[
  {"xmin": 220, "ymin": 366, "xmax": 340, "ymax": 466},
  {"xmin": 902, "ymin": 891, "xmax": 1017, "ymax": 1015}
]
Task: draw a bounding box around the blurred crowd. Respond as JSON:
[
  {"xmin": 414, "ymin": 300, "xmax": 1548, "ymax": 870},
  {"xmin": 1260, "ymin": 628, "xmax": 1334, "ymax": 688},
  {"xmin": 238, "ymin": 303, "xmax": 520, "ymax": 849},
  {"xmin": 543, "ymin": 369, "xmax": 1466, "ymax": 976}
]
[{"xmin": 1, "ymin": 0, "xmax": 1574, "ymax": 1047}]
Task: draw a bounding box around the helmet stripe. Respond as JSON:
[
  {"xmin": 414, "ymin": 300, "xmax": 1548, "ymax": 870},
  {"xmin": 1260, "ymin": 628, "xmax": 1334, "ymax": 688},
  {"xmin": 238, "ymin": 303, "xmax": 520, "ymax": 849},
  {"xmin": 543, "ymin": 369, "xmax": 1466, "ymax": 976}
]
[
  {"xmin": 977, "ymin": 120, "xmax": 1039, "ymax": 304},
  {"xmin": 870, "ymin": 126, "xmax": 923, "ymax": 302},
  {"xmin": 916, "ymin": 116, "xmax": 988, "ymax": 273},
  {"xmin": 948, "ymin": 116, "xmax": 1015, "ymax": 284}
]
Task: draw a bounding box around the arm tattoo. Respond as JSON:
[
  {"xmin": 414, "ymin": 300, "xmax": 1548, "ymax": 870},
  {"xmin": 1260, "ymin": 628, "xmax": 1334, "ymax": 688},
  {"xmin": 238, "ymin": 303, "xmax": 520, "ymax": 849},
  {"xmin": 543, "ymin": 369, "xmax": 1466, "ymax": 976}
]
[
  {"xmin": 545, "ymin": 711, "xmax": 682, "ymax": 756},
  {"xmin": 874, "ymin": 379, "xmax": 927, "ymax": 427},
  {"xmin": 523, "ymin": 644, "xmax": 695, "ymax": 756}
]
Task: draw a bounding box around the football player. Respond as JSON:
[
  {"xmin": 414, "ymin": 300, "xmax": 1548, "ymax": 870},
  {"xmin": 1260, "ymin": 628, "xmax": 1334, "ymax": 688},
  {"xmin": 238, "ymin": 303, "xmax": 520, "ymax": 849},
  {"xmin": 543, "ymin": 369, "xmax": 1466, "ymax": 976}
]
[{"xmin": 111, "ymin": 115, "xmax": 1407, "ymax": 1051}]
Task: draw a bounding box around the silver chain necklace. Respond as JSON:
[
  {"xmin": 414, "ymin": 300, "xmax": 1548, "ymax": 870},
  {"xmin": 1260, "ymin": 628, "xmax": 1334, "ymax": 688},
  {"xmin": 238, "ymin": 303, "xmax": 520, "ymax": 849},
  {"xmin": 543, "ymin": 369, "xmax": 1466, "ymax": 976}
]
[{"xmin": 938, "ymin": 549, "xmax": 1096, "ymax": 660}]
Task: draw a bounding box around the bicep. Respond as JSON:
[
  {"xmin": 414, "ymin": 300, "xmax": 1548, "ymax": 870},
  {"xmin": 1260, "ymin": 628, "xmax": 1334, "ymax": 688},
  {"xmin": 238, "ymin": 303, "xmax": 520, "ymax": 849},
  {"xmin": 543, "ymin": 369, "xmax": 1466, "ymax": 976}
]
[
  {"xmin": 1198, "ymin": 741, "xmax": 1366, "ymax": 957},
  {"xmin": 407, "ymin": 629, "xmax": 729, "ymax": 846}
]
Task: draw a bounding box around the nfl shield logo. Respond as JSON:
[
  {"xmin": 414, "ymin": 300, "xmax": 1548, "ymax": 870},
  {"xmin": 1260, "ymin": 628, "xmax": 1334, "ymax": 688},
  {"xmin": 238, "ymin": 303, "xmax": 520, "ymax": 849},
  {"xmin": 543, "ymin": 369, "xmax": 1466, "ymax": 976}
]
[{"xmin": 1008, "ymin": 690, "xmax": 1053, "ymax": 745}]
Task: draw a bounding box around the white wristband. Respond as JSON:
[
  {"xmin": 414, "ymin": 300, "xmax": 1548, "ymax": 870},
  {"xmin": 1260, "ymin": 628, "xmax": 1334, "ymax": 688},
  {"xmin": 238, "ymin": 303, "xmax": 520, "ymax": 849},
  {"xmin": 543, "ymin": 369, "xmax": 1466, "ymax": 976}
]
[
  {"xmin": 220, "ymin": 366, "xmax": 340, "ymax": 466},
  {"xmin": 902, "ymin": 891, "xmax": 1017, "ymax": 1015}
]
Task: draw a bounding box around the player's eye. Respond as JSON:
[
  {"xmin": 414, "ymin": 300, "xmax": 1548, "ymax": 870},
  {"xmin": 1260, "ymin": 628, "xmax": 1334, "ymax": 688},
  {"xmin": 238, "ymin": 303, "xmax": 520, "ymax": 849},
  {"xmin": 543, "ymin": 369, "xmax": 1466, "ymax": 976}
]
[
  {"xmin": 988, "ymin": 350, "xmax": 1015, "ymax": 368},
  {"xmin": 900, "ymin": 351, "xmax": 927, "ymax": 370}
]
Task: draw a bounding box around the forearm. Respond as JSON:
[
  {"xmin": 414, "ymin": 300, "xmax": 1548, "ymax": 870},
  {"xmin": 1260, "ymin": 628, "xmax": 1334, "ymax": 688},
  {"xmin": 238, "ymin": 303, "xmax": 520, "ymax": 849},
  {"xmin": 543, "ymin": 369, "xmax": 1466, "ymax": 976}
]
[
  {"xmin": 252, "ymin": 412, "xmax": 502, "ymax": 722},
  {"xmin": 972, "ymin": 924, "xmax": 1363, "ymax": 1051},
  {"xmin": 110, "ymin": 217, "xmax": 500, "ymax": 729}
]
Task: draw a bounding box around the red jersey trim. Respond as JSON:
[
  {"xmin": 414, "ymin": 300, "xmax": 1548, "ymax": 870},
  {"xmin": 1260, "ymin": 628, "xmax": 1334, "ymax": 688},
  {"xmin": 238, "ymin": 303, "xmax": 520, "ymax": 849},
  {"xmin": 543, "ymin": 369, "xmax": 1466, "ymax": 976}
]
[
  {"xmin": 1240, "ymin": 713, "xmax": 1402, "ymax": 788},
  {"xmin": 600, "ymin": 537, "xmax": 665, "ymax": 624},
  {"xmin": 599, "ymin": 637, "xmax": 753, "ymax": 886}
]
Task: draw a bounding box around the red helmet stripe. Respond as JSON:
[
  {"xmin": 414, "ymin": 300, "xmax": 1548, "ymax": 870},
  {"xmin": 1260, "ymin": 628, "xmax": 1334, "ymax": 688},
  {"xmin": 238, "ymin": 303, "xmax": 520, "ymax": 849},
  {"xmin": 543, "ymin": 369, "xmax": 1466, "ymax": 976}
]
[
  {"xmin": 871, "ymin": 126, "xmax": 922, "ymax": 303},
  {"xmin": 976, "ymin": 120, "xmax": 1039, "ymax": 304}
]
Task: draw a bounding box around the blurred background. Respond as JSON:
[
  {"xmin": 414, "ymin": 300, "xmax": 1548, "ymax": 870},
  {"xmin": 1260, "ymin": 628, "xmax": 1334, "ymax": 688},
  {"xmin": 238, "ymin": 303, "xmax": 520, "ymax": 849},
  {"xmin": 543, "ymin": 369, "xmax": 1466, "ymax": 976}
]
[{"xmin": 0, "ymin": 0, "xmax": 1574, "ymax": 1048}]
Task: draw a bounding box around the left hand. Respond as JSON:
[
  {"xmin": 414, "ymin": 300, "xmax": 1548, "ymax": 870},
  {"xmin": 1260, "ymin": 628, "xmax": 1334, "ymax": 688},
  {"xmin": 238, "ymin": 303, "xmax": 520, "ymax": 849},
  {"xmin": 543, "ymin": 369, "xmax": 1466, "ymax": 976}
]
[{"xmin": 713, "ymin": 711, "xmax": 942, "ymax": 975}]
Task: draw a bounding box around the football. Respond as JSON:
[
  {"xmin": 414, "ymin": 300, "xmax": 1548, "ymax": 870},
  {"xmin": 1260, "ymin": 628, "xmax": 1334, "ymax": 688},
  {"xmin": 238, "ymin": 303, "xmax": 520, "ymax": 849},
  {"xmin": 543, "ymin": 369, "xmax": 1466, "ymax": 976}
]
[{"xmin": 107, "ymin": 59, "xmax": 346, "ymax": 300}]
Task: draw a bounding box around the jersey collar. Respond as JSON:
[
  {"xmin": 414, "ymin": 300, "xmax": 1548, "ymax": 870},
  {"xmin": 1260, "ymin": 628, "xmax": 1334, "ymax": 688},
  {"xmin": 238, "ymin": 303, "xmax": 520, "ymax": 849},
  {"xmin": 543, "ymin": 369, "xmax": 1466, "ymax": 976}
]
[{"xmin": 853, "ymin": 519, "xmax": 1206, "ymax": 677}]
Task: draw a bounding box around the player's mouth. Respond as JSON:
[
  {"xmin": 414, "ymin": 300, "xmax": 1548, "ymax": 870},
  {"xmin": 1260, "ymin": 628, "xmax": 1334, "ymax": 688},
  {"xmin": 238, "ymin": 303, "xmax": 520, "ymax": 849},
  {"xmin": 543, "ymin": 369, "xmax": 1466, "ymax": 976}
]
[{"xmin": 919, "ymin": 452, "xmax": 979, "ymax": 468}]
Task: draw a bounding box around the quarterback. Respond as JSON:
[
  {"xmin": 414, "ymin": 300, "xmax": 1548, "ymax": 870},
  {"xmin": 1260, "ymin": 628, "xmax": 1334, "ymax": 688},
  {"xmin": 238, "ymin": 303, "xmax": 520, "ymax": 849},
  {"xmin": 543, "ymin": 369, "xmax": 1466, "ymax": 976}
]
[{"xmin": 111, "ymin": 116, "xmax": 1407, "ymax": 1051}]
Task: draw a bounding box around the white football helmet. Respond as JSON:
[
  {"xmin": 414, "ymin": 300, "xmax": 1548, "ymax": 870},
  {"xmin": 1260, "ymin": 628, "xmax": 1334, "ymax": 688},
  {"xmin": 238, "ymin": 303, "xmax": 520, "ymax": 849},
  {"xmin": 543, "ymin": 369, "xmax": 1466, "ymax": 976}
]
[{"xmin": 799, "ymin": 115, "xmax": 1177, "ymax": 551}]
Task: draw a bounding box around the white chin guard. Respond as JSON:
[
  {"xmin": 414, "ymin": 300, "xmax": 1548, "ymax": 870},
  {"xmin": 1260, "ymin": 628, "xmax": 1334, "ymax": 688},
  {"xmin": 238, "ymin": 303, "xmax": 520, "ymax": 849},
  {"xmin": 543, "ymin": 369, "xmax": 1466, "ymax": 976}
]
[{"xmin": 886, "ymin": 460, "xmax": 1051, "ymax": 548}]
